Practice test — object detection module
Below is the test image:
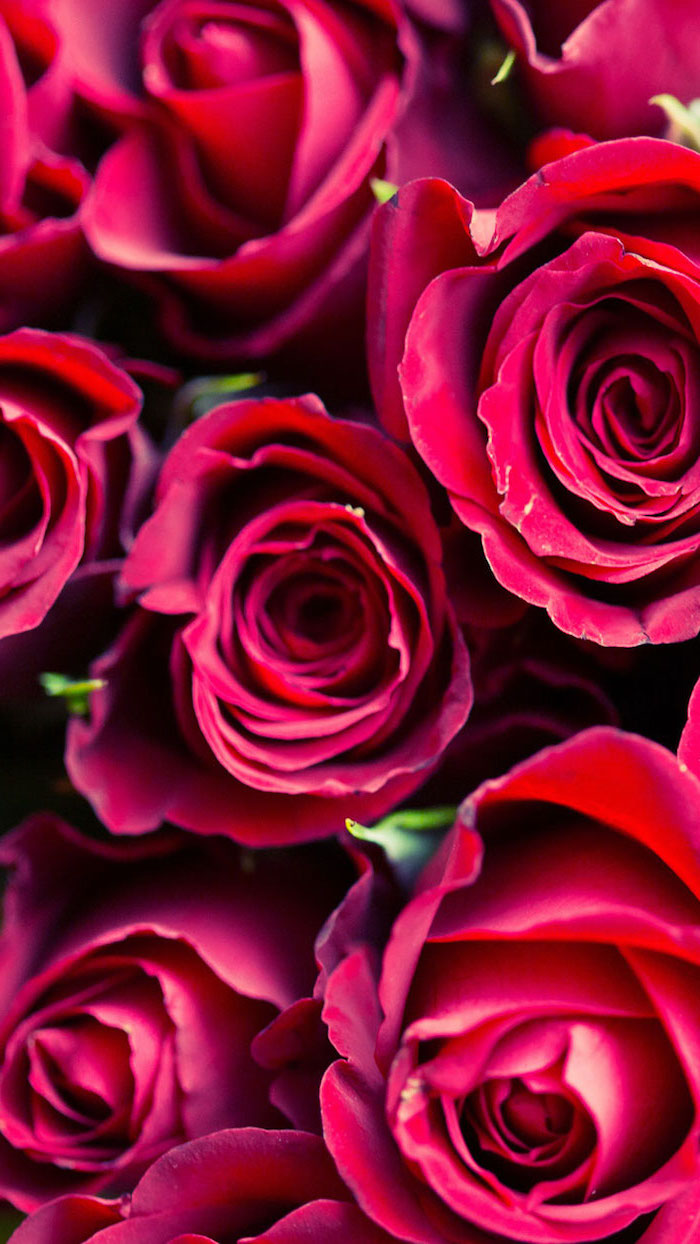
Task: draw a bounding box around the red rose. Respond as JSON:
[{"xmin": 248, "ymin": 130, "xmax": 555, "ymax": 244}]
[
  {"xmin": 490, "ymin": 0, "xmax": 700, "ymax": 140},
  {"xmin": 9, "ymin": 1129, "xmax": 398, "ymax": 1244},
  {"xmin": 0, "ymin": 813, "xmax": 348, "ymax": 1208},
  {"xmin": 318, "ymin": 728, "xmax": 700, "ymax": 1243},
  {"xmin": 370, "ymin": 138, "xmax": 700, "ymax": 644},
  {"xmin": 417, "ymin": 608, "xmax": 618, "ymax": 805},
  {"xmin": 66, "ymin": 394, "xmax": 471, "ymax": 843},
  {"xmin": 0, "ymin": 2, "xmax": 92, "ymax": 330},
  {"xmin": 0, "ymin": 329, "xmax": 149, "ymax": 639},
  {"xmin": 47, "ymin": 0, "xmax": 505, "ymax": 369}
]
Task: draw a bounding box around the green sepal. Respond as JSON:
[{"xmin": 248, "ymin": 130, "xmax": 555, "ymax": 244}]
[
  {"xmin": 650, "ymin": 94, "xmax": 700, "ymax": 150},
  {"xmin": 173, "ymin": 372, "xmax": 265, "ymax": 427},
  {"xmin": 39, "ymin": 672, "xmax": 105, "ymax": 716},
  {"xmin": 347, "ymin": 807, "xmax": 457, "ymax": 839},
  {"xmin": 346, "ymin": 806, "xmax": 457, "ymax": 889},
  {"xmin": 370, "ymin": 177, "xmax": 399, "ymax": 205},
  {"xmin": 491, "ymin": 47, "xmax": 516, "ymax": 85}
]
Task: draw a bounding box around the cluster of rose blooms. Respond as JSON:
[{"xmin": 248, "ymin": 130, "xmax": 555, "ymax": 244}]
[{"xmin": 1, "ymin": 1, "xmax": 700, "ymax": 1243}]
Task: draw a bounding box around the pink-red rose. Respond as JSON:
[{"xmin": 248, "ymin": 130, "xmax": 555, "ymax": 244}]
[
  {"xmin": 55, "ymin": 0, "xmax": 487, "ymax": 368},
  {"xmin": 318, "ymin": 728, "xmax": 700, "ymax": 1243},
  {"xmin": 370, "ymin": 138, "xmax": 700, "ymax": 644},
  {"xmin": 0, "ymin": 328, "xmax": 150, "ymax": 639},
  {"xmin": 0, "ymin": 1, "xmax": 92, "ymax": 330},
  {"xmin": 66, "ymin": 394, "xmax": 471, "ymax": 843},
  {"xmin": 0, "ymin": 813, "xmax": 348, "ymax": 1208},
  {"xmin": 9, "ymin": 1129, "xmax": 399, "ymax": 1244}
]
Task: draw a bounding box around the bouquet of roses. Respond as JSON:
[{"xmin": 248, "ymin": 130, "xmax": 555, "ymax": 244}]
[{"xmin": 0, "ymin": 1, "xmax": 699, "ymax": 1242}]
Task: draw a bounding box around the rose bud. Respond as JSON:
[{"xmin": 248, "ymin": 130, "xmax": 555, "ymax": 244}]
[
  {"xmin": 0, "ymin": 812, "xmax": 350, "ymax": 1208},
  {"xmin": 316, "ymin": 727, "xmax": 700, "ymax": 1244},
  {"xmin": 369, "ymin": 138, "xmax": 700, "ymax": 644},
  {"xmin": 7, "ymin": 1128, "xmax": 399, "ymax": 1243},
  {"xmin": 66, "ymin": 394, "xmax": 471, "ymax": 844}
]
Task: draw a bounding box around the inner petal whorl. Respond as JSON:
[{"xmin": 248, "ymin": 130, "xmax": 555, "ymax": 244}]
[
  {"xmin": 156, "ymin": 7, "xmax": 299, "ymax": 90},
  {"xmin": 460, "ymin": 1073, "xmax": 596, "ymax": 1197}
]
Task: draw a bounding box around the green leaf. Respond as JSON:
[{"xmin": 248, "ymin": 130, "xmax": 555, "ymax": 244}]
[
  {"xmin": 491, "ymin": 47, "xmax": 516, "ymax": 85},
  {"xmin": 650, "ymin": 94, "xmax": 700, "ymax": 150},
  {"xmin": 39, "ymin": 672, "xmax": 105, "ymax": 716},
  {"xmin": 370, "ymin": 177, "xmax": 399, "ymax": 205}
]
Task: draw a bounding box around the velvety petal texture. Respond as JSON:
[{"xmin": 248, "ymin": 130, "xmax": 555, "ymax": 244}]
[
  {"xmin": 8, "ymin": 1128, "xmax": 400, "ymax": 1244},
  {"xmin": 370, "ymin": 140, "xmax": 700, "ymax": 644},
  {"xmin": 316, "ymin": 727, "xmax": 700, "ymax": 1243},
  {"xmin": 0, "ymin": 813, "xmax": 350, "ymax": 1208},
  {"xmin": 66, "ymin": 394, "xmax": 472, "ymax": 844}
]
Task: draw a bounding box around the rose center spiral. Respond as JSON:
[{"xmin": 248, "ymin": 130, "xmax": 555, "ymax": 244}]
[
  {"xmin": 501, "ymin": 1083, "xmax": 573, "ymax": 1146},
  {"xmin": 460, "ymin": 1074, "xmax": 595, "ymax": 1194},
  {"xmin": 267, "ymin": 568, "xmax": 363, "ymax": 650},
  {"xmin": 156, "ymin": 7, "xmax": 299, "ymax": 90},
  {"xmin": 578, "ymin": 356, "xmax": 678, "ymax": 463}
]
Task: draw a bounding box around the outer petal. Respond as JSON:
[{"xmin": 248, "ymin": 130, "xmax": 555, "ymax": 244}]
[{"xmin": 491, "ymin": 0, "xmax": 700, "ymax": 140}]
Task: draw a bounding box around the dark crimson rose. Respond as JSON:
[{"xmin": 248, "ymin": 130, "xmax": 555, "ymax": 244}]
[
  {"xmin": 9, "ymin": 1129, "xmax": 399, "ymax": 1243},
  {"xmin": 0, "ymin": 328, "xmax": 150, "ymax": 639},
  {"xmin": 417, "ymin": 609, "xmax": 618, "ymax": 804},
  {"xmin": 0, "ymin": 813, "xmax": 349, "ymax": 1208},
  {"xmin": 490, "ymin": 0, "xmax": 700, "ymax": 140},
  {"xmin": 66, "ymin": 394, "xmax": 471, "ymax": 843},
  {"xmin": 317, "ymin": 728, "xmax": 700, "ymax": 1243},
  {"xmin": 0, "ymin": 0, "xmax": 92, "ymax": 332},
  {"xmin": 370, "ymin": 138, "xmax": 700, "ymax": 644},
  {"xmin": 49, "ymin": 0, "xmax": 509, "ymax": 368}
]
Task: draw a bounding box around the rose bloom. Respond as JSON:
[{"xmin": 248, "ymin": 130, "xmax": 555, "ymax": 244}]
[
  {"xmin": 370, "ymin": 137, "xmax": 700, "ymax": 645},
  {"xmin": 8, "ymin": 1129, "xmax": 399, "ymax": 1244},
  {"xmin": 0, "ymin": 812, "xmax": 350, "ymax": 1209},
  {"xmin": 0, "ymin": 328, "xmax": 151, "ymax": 639},
  {"xmin": 0, "ymin": 1, "xmax": 93, "ymax": 330},
  {"xmin": 316, "ymin": 727, "xmax": 700, "ymax": 1243},
  {"xmin": 23, "ymin": 0, "xmax": 444, "ymax": 369},
  {"xmin": 66, "ymin": 394, "xmax": 471, "ymax": 844},
  {"xmin": 44, "ymin": 0, "xmax": 513, "ymax": 374},
  {"xmin": 489, "ymin": 0, "xmax": 700, "ymax": 140}
]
